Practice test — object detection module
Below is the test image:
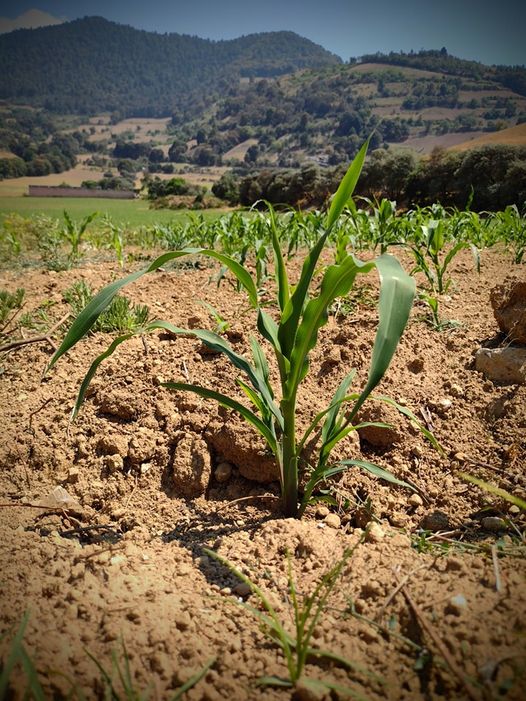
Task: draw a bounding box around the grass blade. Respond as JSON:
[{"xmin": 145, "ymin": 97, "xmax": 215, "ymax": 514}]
[{"xmin": 170, "ymin": 658, "xmax": 215, "ymax": 700}]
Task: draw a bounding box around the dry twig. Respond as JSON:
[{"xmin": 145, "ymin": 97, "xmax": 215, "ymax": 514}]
[{"xmin": 0, "ymin": 312, "xmax": 70, "ymax": 353}]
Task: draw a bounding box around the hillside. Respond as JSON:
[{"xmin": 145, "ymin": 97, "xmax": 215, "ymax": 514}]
[
  {"xmin": 173, "ymin": 58, "xmax": 526, "ymax": 167},
  {"xmin": 448, "ymin": 122, "xmax": 526, "ymax": 151},
  {"xmin": 0, "ymin": 17, "xmax": 340, "ymax": 116}
]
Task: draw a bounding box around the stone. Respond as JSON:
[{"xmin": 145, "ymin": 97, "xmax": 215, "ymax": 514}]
[
  {"xmin": 408, "ymin": 493, "xmax": 423, "ymax": 508},
  {"xmin": 315, "ymin": 505, "xmax": 330, "ymax": 519},
  {"xmin": 366, "ymin": 522, "xmax": 385, "ymax": 543},
  {"xmin": 293, "ymin": 680, "xmax": 327, "ymax": 701},
  {"xmin": 324, "ymin": 513, "xmax": 341, "ymax": 529},
  {"xmin": 66, "ymin": 467, "xmax": 80, "ymax": 484},
  {"xmin": 233, "ymin": 582, "xmax": 252, "ymax": 597},
  {"xmin": 475, "ymin": 347, "xmax": 526, "ymax": 385},
  {"xmin": 421, "ymin": 510, "xmax": 450, "ymax": 532},
  {"xmin": 490, "ymin": 277, "xmax": 526, "ymax": 344},
  {"xmin": 481, "ymin": 516, "xmax": 507, "ymax": 532},
  {"xmin": 445, "ymin": 594, "xmax": 467, "ymax": 616},
  {"xmin": 214, "ymin": 462, "xmax": 233, "ymax": 483}
]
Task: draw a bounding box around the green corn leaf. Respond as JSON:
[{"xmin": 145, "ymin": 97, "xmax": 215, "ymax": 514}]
[
  {"xmin": 288, "ymin": 255, "xmax": 375, "ymax": 393},
  {"xmin": 298, "ymin": 391, "xmax": 360, "ymax": 455},
  {"xmin": 72, "ymin": 333, "xmax": 134, "ymax": 419},
  {"xmin": 326, "ymin": 139, "xmax": 370, "ymax": 232},
  {"xmin": 267, "ymin": 204, "xmax": 290, "ymax": 312},
  {"xmin": 0, "ymin": 611, "xmax": 30, "ymax": 699},
  {"xmin": 237, "ymin": 379, "xmax": 266, "ymax": 417},
  {"xmin": 372, "ymin": 395, "xmax": 443, "ymax": 454},
  {"xmin": 250, "ymin": 336, "xmax": 272, "ymax": 390},
  {"xmin": 163, "ymin": 382, "xmax": 277, "ymax": 454},
  {"xmin": 328, "ymin": 459, "xmax": 417, "ymax": 490},
  {"xmin": 347, "ymin": 255, "xmax": 415, "ymax": 421},
  {"xmin": 19, "ymin": 646, "xmax": 46, "ymax": 701},
  {"xmin": 256, "ymin": 676, "xmax": 293, "ymax": 688},
  {"xmin": 276, "ymin": 141, "xmax": 372, "ymax": 360},
  {"xmin": 321, "ymin": 370, "xmax": 357, "ymax": 445},
  {"xmin": 47, "ymin": 248, "xmax": 258, "ymax": 372},
  {"xmin": 151, "ymin": 321, "xmax": 283, "ymax": 429}
]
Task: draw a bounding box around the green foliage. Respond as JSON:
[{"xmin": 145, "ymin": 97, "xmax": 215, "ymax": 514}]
[
  {"xmin": 86, "ymin": 641, "xmax": 214, "ymax": 700},
  {"xmin": 205, "ymin": 546, "xmax": 376, "ymax": 696},
  {"xmin": 62, "ymin": 281, "xmax": 150, "ymax": 334},
  {"xmin": 0, "ymin": 287, "xmax": 24, "ymax": 328},
  {"xmin": 48, "ymin": 142, "xmax": 420, "ymax": 518},
  {"xmin": 0, "ymin": 612, "xmax": 214, "ymax": 700},
  {"xmin": 0, "ymin": 612, "xmax": 45, "ymax": 701},
  {"xmin": 459, "ymin": 473, "xmax": 526, "ymax": 511},
  {"xmin": 0, "ymin": 18, "xmax": 339, "ymax": 116}
]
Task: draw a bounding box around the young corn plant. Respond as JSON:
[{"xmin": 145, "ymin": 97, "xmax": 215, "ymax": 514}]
[
  {"xmin": 62, "ymin": 210, "xmax": 99, "ymax": 263},
  {"xmin": 205, "ymin": 546, "xmax": 378, "ymax": 697},
  {"xmin": 47, "ymin": 140, "xmax": 418, "ymax": 518}
]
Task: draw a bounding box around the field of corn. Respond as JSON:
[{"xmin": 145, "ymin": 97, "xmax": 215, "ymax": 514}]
[{"xmin": 0, "ymin": 150, "xmax": 525, "ymax": 701}]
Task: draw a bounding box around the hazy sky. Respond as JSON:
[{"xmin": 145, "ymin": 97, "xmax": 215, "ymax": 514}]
[{"xmin": 1, "ymin": 0, "xmax": 525, "ymax": 66}]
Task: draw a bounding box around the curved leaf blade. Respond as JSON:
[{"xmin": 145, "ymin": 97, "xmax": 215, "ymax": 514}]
[{"xmin": 163, "ymin": 382, "xmax": 277, "ymax": 454}]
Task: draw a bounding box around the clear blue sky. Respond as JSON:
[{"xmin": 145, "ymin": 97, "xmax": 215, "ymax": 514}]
[{"xmin": 2, "ymin": 0, "xmax": 525, "ymax": 66}]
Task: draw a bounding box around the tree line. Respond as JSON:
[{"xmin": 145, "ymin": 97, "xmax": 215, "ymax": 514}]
[{"xmin": 211, "ymin": 145, "xmax": 526, "ymax": 212}]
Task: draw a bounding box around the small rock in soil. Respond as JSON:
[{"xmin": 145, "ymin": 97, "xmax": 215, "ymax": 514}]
[
  {"xmin": 446, "ymin": 594, "xmax": 468, "ymax": 616},
  {"xmin": 421, "ymin": 510, "xmax": 450, "ymax": 532},
  {"xmin": 475, "ymin": 347, "xmax": 526, "ymax": 385},
  {"xmin": 324, "ymin": 513, "xmax": 341, "ymax": 529},
  {"xmin": 214, "ymin": 461, "xmax": 233, "ymax": 483},
  {"xmin": 481, "ymin": 516, "xmax": 507, "ymax": 532},
  {"xmin": 292, "ymin": 680, "xmax": 327, "ymax": 701},
  {"xmin": 408, "ymin": 493, "xmax": 423, "ymax": 508},
  {"xmin": 315, "ymin": 505, "xmax": 330, "ymax": 519},
  {"xmin": 233, "ymin": 582, "xmax": 252, "ymax": 598},
  {"xmin": 366, "ymin": 522, "xmax": 385, "ymax": 543}
]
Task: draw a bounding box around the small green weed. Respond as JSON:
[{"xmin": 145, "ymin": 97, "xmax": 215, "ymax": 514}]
[
  {"xmin": 205, "ymin": 546, "xmax": 377, "ymax": 697},
  {"xmin": 87, "ymin": 639, "xmax": 215, "ymax": 701},
  {"xmin": 0, "ymin": 288, "xmax": 25, "ymax": 330},
  {"xmin": 0, "ymin": 613, "xmax": 214, "ymax": 700},
  {"xmin": 63, "ymin": 281, "xmax": 150, "ymax": 334}
]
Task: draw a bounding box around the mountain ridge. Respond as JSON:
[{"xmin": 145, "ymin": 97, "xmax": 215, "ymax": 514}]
[{"xmin": 0, "ymin": 16, "xmax": 341, "ymax": 116}]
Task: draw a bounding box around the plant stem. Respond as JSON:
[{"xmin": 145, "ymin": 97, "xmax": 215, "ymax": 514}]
[{"xmin": 281, "ymin": 398, "xmax": 298, "ymax": 517}]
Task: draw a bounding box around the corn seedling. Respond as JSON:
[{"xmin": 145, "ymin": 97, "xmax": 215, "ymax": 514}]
[
  {"xmin": 86, "ymin": 640, "xmax": 215, "ymax": 701},
  {"xmin": 0, "ymin": 612, "xmax": 46, "ymax": 701},
  {"xmin": 0, "ymin": 613, "xmax": 213, "ymax": 701},
  {"xmin": 205, "ymin": 546, "xmax": 378, "ymax": 698},
  {"xmin": 199, "ymin": 301, "xmax": 230, "ymax": 335},
  {"xmin": 48, "ymin": 140, "xmax": 422, "ymax": 518},
  {"xmin": 61, "ymin": 210, "xmax": 99, "ymax": 263},
  {"xmin": 408, "ymin": 218, "xmax": 480, "ymax": 296}
]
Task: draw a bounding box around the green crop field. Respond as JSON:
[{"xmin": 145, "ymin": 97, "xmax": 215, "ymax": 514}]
[{"xmin": 0, "ymin": 197, "xmax": 226, "ymax": 227}]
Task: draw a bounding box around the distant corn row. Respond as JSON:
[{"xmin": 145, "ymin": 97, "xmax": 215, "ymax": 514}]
[{"xmin": 1, "ymin": 201, "xmax": 524, "ymax": 274}]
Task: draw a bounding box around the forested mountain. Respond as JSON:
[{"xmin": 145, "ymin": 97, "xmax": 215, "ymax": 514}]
[{"xmin": 0, "ymin": 17, "xmax": 340, "ymax": 116}]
